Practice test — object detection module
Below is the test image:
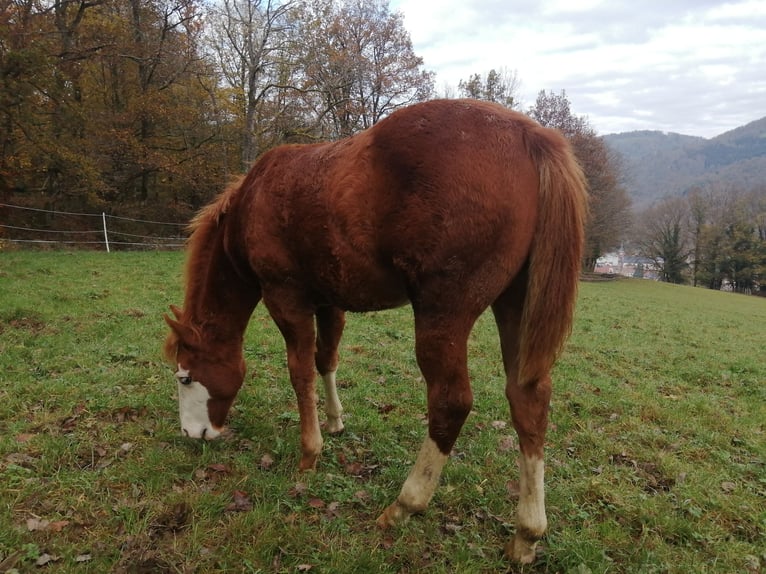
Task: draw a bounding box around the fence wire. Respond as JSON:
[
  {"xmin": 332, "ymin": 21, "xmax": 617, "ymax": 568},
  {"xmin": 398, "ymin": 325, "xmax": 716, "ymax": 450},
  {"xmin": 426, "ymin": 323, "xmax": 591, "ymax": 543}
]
[{"xmin": 0, "ymin": 203, "xmax": 187, "ymax": 250}]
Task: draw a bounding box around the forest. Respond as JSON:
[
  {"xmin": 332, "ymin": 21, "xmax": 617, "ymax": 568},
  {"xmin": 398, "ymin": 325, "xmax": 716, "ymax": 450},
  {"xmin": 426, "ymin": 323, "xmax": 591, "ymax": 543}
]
[{"xmin": 1, "ymin": 0, "xmax": 437, "ymax": 222}]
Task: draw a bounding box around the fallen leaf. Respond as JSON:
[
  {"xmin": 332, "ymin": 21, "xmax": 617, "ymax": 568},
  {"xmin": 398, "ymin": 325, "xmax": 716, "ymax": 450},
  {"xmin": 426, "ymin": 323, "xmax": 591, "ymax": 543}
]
[
  {"xmin": 15, "ymin": 433, "xmax": 35, "ymax": 443},
  {"xmin": 207, "ymin": 463, "xmax": 230, "ymax": 474},
  {"xmin": 288, "ymin": 482, "xmax": 307, "ymax": 498},
  {"xmin": 381, "ymin": 536, "xmax": 395, "ymax": 549},
  {"xmin": 353, "ymin": 490, "xmax": 370, "ymax": 502},
  {"xmin": 152, "ymin": 502, "xmax": 191, "ymax": 534},
  {"xmin": 259, "ymin": 454, "xmax": 274, "ymax": 470},
  {"xmin": 297, "ymin": 565, "xmax": 313, "ymax": 572},
  {"xmin": 225, "ymin": 490, "xmax": 253, "ymax": 512},
  {"xmin": 377, "ymin": 403, "xmax": 395, "ymax": 414},
  {"xmin": 721, "ymin": 481, "xmax": 737, "ymax": 493},
  {"xmin": 498, "ymin": 436, "xmax": 515, "ymax": 452},
  {"xmin": 308, "ymin": 497, "xmax": 325, "ymax": 509},
  {"xmin": 491, "ymin": 420, "xmax": 508, "ymax": 430},
  {"xmin": 325, "ymin": 501, "xmax": 341, "ymax": 519},
  {"xmin": 48, "ymin": 520, "xmax": 70, "ymax": 532},
  {"xmin": 75, "ymin": 554, "xmax": 92, "ymax": 563},
  {"xmin": 27, "ymin": 517, "xmax": 49, "ymax": 531},
  {"xmin": 36, "ymin": 553, "xmax": 61, "ymax": 566}
]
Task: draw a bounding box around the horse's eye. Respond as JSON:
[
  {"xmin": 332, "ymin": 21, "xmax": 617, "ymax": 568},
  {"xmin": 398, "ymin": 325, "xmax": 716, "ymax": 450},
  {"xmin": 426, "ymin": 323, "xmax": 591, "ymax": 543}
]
[{"xmin": 178, "ymin": 375, "xmax": 192, "ymax": 386}]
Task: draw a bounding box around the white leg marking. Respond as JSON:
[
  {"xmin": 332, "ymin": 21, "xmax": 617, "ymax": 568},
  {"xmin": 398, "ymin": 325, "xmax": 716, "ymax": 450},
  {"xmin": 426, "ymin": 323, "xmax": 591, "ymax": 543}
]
[
  {"xmin": 517, "ymin": 454, "xmax": 546, "ymax": 535},
  {"xmin": 508, "ymin": 453, "xmax": 546, "ymax": 563},
  {"xmin": 377, "ymin": 437, "xmax": 449, "ymax": 526},
  {"xmin": 321, "ymin": 370, "xmax": 344, "ymax": 434},
  {"xmin": 399, "ymin": 437, "xmax": 449, "ymax": 512}
]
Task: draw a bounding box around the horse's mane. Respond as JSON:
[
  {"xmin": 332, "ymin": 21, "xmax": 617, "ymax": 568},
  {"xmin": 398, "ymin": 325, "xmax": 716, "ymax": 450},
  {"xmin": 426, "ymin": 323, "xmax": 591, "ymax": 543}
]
[
  {"xmin": 163, "ymin": 177, "xmax": 244, "ymax": 363},
  {"xmin": 188, "ymin": 176, "xmax": 244, "ymax": 239}
]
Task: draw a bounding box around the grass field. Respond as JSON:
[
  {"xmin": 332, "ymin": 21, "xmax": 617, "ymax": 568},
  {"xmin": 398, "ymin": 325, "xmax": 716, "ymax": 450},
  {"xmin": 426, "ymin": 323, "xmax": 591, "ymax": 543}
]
[{"xmin": 0, "ymin": 251, "xmax": 764, "ymax": 573}]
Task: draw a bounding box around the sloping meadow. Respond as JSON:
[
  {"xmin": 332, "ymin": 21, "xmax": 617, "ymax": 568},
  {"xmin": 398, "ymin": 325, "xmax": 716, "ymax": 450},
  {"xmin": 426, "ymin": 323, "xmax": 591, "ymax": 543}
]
[{"xmin": 0, "ymin": 252, "xmax": 764, "ymax": 573}]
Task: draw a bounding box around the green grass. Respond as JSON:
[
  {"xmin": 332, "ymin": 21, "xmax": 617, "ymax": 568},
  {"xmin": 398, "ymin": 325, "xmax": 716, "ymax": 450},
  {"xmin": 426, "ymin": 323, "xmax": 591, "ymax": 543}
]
[{"xmin": 0, "ymin": 251, "xmax": 764, "ymax": 573}]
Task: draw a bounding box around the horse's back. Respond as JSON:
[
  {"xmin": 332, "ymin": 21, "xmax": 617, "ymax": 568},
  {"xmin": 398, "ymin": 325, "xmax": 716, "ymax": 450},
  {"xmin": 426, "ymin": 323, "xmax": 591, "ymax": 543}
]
[{"xmin": 242, "ymin": 100, "xmax": 549, "ymax": 312}]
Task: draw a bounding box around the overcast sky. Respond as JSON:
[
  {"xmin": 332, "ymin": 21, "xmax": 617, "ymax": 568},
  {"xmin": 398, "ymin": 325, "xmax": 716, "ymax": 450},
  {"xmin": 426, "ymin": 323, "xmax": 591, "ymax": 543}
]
[{"xmin": 389, "ymin": 0, "xmax": 766, "ymax": 138}]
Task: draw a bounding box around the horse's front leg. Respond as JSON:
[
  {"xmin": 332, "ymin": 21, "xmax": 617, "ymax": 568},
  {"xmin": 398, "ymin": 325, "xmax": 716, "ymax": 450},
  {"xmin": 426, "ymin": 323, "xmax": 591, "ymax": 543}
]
[
  {"xmin": 315, "ymin": 306, "xmax": 346, "ymax": 435},
  {"xmin": 267, "ymin": 299, "xmax": 323, "ymax": 471}
]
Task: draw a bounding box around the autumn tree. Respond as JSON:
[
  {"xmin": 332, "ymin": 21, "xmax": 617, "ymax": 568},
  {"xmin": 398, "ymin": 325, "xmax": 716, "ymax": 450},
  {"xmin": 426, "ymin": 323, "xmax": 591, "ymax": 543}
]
[
  {"xmin": 298, "ymin": 0, "xmax": 434, "ymax": 139},
  {"xmin": 528, "ymin": 90, "xmax": 631, "ymax": 270},
  {"xmin": 457, "ymin": 67, "xmax": 520, "ymax": 108}
]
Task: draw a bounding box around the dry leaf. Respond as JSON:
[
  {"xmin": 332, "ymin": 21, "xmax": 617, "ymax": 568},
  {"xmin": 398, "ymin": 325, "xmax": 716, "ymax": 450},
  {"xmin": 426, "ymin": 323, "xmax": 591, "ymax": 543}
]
[
  {"xmin": 498, "ymin": 436, "xmax": 515, "ymax": 452},
  {"xmin": 225, "ymin": 490, "xmax": 253, "ymax": 512},
  {"xmin": 259, "ymin": 454, "xmax": 274, "ymax": 470},
  {"xmin": 491, "ymin": 420, "xmax": 507, "ymax": 430},
  {"xmin": 36, "ymin": 553, "xmax": 61, "ymax": 566},
  {"xmin": 325, "ymin": 501, "xmax": 341, "ymax": 519},
  {"xmin": 721, "ymin": 481, "xmax": 737, "ymax": 493},
  {"xmin": 308, "ymin": 498, "xmax": 325, "ymax": 509},
  {"xmin": 288, "ymin": 482, "xmax": 307, "ymax": 498},
  {"xmin": 48, "ymin": 520, "xmax": 70, "ymax": 532},
  {"xmin": 75, "ymin": 554, "xmax": 92, "ymax": 563},
  {"xmin": 27, "ymin": 517, "xmax": 47, "ymax": 531},
  {"xmin": 297, "ymin": 565, "xmax": 313, "ymax": 572}
]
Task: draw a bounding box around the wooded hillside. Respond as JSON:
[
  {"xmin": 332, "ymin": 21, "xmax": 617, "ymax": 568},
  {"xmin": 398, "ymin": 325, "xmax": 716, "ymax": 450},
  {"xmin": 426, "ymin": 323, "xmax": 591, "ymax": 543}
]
[{"xmin": 604, "ymin": 117, "xmax": 766, "ymax": 208}]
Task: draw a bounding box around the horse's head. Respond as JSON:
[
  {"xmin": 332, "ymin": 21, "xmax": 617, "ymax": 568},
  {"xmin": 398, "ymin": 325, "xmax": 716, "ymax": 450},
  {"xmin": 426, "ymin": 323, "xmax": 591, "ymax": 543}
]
[{"xmin": 163, "ymin": 305, "xmax": 245, "ymax": 440}]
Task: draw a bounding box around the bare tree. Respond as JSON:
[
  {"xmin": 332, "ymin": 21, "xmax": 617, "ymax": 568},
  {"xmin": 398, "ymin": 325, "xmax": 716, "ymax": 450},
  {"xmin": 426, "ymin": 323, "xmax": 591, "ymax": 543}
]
[
  {"xmin": 207, "ymin": 0, "xmax": 297, "ymax": 169},
  {"xmin": 636, "ymin": 197, "xmax": 689, "ymax": 283}
]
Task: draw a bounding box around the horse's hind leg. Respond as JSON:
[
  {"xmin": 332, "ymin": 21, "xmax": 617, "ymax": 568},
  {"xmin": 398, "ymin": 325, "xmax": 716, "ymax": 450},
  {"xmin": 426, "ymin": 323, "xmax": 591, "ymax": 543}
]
[
  {"xmin": 315, "ymin": 306, "xmax": 346, "ymax": 434},
  {"xmin": 377, "ymin": 312, "xmax": 474, "ymax": 526},
  {"xmin": 493, "ymin": 288, "xmax": 550, "ymax": 564}
]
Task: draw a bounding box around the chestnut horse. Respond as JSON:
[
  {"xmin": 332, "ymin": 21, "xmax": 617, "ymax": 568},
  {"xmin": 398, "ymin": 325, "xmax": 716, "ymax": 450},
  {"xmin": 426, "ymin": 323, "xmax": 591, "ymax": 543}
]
[{"xmin": 163, "ymin": 99, "xmax": 587, "ymax": 563}]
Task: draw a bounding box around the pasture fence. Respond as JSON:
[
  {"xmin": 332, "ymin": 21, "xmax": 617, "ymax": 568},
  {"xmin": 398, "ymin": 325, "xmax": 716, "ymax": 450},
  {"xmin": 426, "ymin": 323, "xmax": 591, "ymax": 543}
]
[{"xmin": 0, "ymin": 203, "xmax": 187, "ymax": 251}]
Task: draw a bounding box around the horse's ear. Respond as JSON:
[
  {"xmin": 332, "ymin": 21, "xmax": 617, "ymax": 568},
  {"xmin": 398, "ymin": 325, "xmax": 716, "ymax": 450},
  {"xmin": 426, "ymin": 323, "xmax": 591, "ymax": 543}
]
[
  {"xmin": 169, "ymin": 304, "xmax": 183, "ymax": 321},
  {"xmin": 163, "ymin": 312, "xmax": 196, "ymax": 346}
]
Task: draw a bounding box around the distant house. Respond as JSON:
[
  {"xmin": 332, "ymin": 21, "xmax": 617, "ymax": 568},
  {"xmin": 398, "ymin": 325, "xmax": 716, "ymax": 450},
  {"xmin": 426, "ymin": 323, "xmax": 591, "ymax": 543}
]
[{"xmin": 595, "ymin": 252, "xmax": 657, "ymax": 280}]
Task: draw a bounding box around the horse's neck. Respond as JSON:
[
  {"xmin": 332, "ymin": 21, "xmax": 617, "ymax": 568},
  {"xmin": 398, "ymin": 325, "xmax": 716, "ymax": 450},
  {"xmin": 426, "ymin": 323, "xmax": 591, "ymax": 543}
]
[{"xmin": 186, "ymin": 222, "xmax": 258, "ymax": 343}]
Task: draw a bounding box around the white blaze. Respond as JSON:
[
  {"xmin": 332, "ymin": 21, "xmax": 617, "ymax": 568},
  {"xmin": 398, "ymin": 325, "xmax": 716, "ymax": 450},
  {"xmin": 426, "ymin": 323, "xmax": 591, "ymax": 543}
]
[{"xmin": 176, "ymin": 367, "xmax": 220, "ymax": 440}]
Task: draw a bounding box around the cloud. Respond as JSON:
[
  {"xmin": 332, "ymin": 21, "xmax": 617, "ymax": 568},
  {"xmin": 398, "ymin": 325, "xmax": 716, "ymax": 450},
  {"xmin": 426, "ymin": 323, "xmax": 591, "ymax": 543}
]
[{"xmin": 391, "ymin": 0, "xmax": 766, "ymax": 137}]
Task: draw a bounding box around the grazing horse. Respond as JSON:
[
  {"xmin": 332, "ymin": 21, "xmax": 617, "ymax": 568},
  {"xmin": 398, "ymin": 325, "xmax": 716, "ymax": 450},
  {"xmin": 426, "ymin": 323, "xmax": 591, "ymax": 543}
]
[{"xmin": 163, "ymin": 99, "xmax": 587, "ymax": 563}]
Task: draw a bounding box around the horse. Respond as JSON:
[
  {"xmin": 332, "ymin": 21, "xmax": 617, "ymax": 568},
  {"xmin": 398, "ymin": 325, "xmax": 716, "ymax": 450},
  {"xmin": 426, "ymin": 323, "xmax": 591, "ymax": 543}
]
[{"xmin": 163, "ymin": 98, "xmax": 587, "ymax": 563}]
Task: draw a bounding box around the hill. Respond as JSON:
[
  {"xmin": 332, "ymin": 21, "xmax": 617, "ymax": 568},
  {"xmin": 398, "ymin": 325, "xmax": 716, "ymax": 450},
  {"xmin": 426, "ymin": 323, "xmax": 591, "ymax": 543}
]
[{"xmin": 604, "ymin": 116, "xmax": 766, "ymax": 209}]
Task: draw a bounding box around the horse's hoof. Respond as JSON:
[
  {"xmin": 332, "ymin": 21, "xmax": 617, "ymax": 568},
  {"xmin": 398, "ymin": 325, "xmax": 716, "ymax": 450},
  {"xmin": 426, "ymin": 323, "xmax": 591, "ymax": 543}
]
[
  {"xmin": 298, "ymin": 454, "xmax": 319, "ymax": 472},
  {"xmin": 326, "ymin": 421, "xmax": 345, "ymax": 436},
  {"xmin": 504, "ymin": 535, "xmax": 538, "ymax": 564},
  {"xmin": 376, "ymin": 500, "xmax": 408, "ymax": 528}
]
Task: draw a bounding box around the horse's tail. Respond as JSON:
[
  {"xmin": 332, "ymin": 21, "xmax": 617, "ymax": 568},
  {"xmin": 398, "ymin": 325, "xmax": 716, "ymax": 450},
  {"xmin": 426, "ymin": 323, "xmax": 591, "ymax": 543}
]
[{"xmin": 517, "ymin": 124, "xmax": 588, "ymax": 386}]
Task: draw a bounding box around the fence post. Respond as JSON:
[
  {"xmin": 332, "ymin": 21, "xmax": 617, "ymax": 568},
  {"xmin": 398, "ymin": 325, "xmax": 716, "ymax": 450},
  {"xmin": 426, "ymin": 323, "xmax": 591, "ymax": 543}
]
[{"xmin": 102, "ymin": 212, "xmax": 110, "ymax": 253}]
